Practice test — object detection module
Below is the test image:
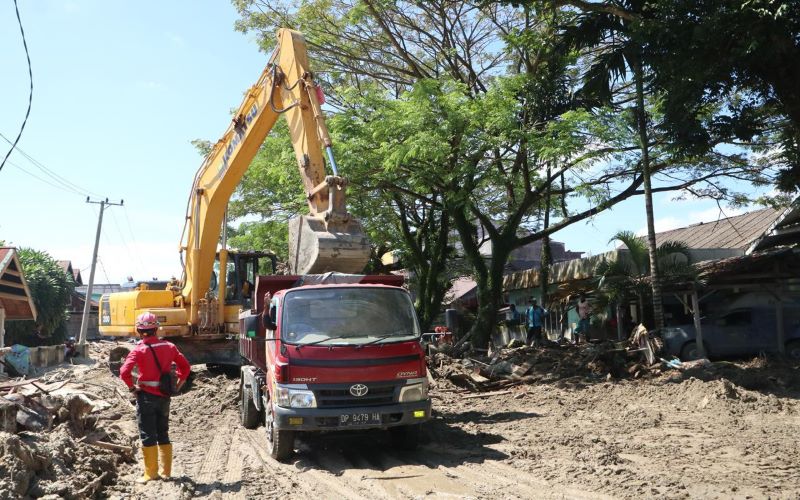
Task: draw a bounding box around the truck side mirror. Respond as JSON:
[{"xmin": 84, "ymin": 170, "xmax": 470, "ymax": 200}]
[{"xmin": 263, "ymin": 304, "xmax": 278, "ymax": 331}]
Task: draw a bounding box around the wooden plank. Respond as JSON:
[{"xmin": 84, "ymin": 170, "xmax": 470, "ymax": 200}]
[{"xmin": 0, "ymin": 377, "xmax": 41, "ymax": 391}]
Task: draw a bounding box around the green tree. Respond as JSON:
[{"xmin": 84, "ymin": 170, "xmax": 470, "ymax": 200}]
[
  {"xmin": 595, "ymin": 230, "xmax": 691, "ymax": 327},
  {"xmin": 232, "ymin": 0, "xmax": 780, "ymax": 348},
  {"xmin": 526, "ymin": 0, "xmax": 800, "ymax": 192},
  {"xmin": 4, "ymin": 248, "xmax": 74, "ymax": 345}
]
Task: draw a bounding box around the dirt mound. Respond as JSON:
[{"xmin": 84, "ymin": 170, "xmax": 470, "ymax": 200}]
[
  {"xmin": 0, "ymin": 425, "xmax": 122, "ymax": 499},
  {"xmin": 172, "ymin": 368, "xmax": 239, "ymax": 422}
]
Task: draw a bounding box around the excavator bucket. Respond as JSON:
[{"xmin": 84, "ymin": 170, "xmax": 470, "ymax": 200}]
[{"xmin": 288, "ymin": 215, "xmax": 372, "ymax": 274}]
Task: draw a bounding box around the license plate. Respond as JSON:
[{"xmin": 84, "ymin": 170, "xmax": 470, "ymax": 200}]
[{"xmin": 339, "ymin": 412, "xmax": 382, "ymax": 426}]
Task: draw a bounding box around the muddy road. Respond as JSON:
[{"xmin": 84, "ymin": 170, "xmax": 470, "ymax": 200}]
[{"xmin": 97, "ymin": 353, "xmax": 800, "ymax": 500}]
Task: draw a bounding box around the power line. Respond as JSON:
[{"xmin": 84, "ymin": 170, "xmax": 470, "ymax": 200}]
[
  {"xmin": 109, "ymin": 208, "xmax": 144, "ymax": 276},
  {"xmin": 5, "ymin": 158, "xmax": 85, "ymax": 196},
  {"xmin": 121, "ymin": 205, "xmax": 148, "ymax": 275},
  {"xmin": 0, "ymin": 132, "xmax": 97, "ymax": 197},
  {"xmin": 0, "ymin": 0, "xmax": 33, "ymax": 173}
]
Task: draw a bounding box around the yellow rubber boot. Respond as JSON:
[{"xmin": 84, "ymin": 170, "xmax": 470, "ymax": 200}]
[
  {"xmin": 137, "ymin": 445, "xmax": 160, "ymax": 483},
  {"xmin": 158, "ymin": 443, "xmax": 173, "ymax": 478}
]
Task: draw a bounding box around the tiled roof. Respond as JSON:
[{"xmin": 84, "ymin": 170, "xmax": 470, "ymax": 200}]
[{"xmin": 655, "ymin": 207, "xmax": 781, "ymax": 250}]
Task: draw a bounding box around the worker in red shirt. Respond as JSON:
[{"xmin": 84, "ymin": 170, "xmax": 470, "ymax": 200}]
[{"xmin": 120, "ymin": 312, "xmax": 191, "ymax": 483}]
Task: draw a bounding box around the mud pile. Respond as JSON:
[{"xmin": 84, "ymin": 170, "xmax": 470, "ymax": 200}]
[
  {"xmin": 430, "ymin": 339, "xmax": 663, "ymax": 392},
  {"xmin": 0, "ymin": 344, "xmax": 138, "ymax": 499},
  {"xmin": 0, "ymin": 425, "xmax": 123, "ymax": 499}
]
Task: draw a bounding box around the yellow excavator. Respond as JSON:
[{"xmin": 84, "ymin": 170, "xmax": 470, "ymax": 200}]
[{"xmin": 98, "ymin": 29, "xmax": 371, "ymax": 364}]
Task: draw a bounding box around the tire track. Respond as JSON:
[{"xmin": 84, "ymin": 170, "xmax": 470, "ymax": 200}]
[{"xmin": 243, "ymin": 429, "xmax": 372, "ymax": 499}]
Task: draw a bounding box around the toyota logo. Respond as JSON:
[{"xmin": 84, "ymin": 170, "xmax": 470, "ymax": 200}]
[{"xmin": 349, "ymin": 384, "xmax": 369, "ymax": 397}]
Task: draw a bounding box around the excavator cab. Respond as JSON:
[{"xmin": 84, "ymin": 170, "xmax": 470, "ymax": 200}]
[{"xmin": 212, "ymin": 251, "xmax": 277, "ymax": 309}]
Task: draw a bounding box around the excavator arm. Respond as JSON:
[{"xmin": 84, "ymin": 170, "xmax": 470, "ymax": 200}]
[{"xmin": 180, "ymin": 28, "xmax": 370, "ymax": 327}]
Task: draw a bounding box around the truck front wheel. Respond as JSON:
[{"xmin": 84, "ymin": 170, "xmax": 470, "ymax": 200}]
[
  {"xmin": 266, "ymin": 406, "xmax": 295, "ymax": 461},
  {"xmin": 389, "ymin": 424, "xmax": 421, "ymax": 451},
  {"xmin": 240, "ymin": 383, "xmax": 260, "ymax": 429}
]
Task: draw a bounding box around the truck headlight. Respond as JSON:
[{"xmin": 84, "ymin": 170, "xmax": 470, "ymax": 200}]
[
  {"xmin": 290, "ymin": 391, "xmax": 316, "ymax": 408},
  {"xmin": 399, "ymin": 378, "xmax": 429, "ymax": 403},
  {"xmin": 274, "ymin": 383, "xmax": 317, "ymax": 408}
]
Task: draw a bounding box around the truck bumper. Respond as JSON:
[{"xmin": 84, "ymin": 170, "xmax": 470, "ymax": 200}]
[{"xmin": 272, "ymin": 400, "xmax": 431, "ymax": 431}]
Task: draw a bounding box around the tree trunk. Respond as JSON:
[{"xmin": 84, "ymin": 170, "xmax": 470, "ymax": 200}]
[
  {"xmin": 448, "ymin": 201, "xmax": 513, "ymax": 349},
  {"xmin": 634, "ymin": 56, "xmax": 664, "ymax": 330},
  {"xmin": 540, "ymin": 165, "xmax": 552, "ymax": 309}
]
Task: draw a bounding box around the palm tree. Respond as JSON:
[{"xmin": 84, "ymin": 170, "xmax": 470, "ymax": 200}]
[
  {"xmin": 562, "ymin": 2, "xmax": 667, "ymax": 328},
  {"xmin": 595, "ymin": 230, "xmax": 691, "ymax": 329}
]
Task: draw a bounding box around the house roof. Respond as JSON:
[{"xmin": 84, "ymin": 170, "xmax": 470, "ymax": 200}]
[
  {"xmin": 656, "ymin": 207, "xmax": 781, "ymax": 250},
  {"xmin": 57, "ymin": 260, "xmax": 83, "ymax": 285},
  {"xmin": 504, "ymin": 206, "xmax": 787, "ymax": 293},
  {"xmin": 444, "ymin": 276, "xmax": 477, "ymax": 306},
  {"xmin": 0, "ymin": 247, "xmax": 38, "ymax": 320},
  {"xmin": 747, "ymin": 200, "xmax": 800, "ymax": 253}
]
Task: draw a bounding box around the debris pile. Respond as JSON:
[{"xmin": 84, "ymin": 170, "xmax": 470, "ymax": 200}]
[
  {"xmin": 428, "ymin": 327, "xmax": 670, "ymax": 392},
  {"xmin": 0, "ymin": 348, "xmax": 137, "ymax": 499}
]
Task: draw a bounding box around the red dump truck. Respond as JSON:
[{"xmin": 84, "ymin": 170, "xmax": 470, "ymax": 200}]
[{"xmin": 238, "ymin": 273, "xmax": 431, "ymax": 461}]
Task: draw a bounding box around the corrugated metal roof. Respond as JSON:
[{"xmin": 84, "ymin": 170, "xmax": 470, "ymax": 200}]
[
  {"xmin": 748, "ymin": 200, "xmax": 800, "ymax": 253},
  {"xmin": 656, "ymin": 207, "xmax": 780, "ymax": 250}
]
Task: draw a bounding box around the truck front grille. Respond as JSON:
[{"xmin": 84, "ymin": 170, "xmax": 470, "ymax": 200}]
[{"xmin": 312, "ymin": 382, "xmax": 399, "ymax": 408}]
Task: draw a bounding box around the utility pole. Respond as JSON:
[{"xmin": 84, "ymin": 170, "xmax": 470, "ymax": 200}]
[{"xmin": 79, "ymin": 197, "xmax": 123, "ymax": 346}]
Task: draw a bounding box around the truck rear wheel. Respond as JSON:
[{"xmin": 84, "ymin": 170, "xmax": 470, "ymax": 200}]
[
  {"xmin": 240, "ymin": 383, "xmax": 259, "ymax": 429},
  {"xmin": 390, "ymin": 424, "xmax": 421, "ymax": 451},
  {"xmin": 266, "ymin": 406, "xmax": 294, "ymax": 461}
]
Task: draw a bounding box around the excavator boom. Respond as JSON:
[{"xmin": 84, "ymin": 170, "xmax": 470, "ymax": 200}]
[{"xmin": 180, "ymin": 28, "xmax": 371, "ymax": 325}]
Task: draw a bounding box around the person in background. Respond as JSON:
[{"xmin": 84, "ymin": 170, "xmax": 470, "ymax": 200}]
[
  {"xmin": 64, "ymin": 337, "xmax": 77, "ymax": 363},
  {"xmin": 120, "ymin": 312, "xmax": 191, "ymax": 483},
  {"xmin": 525, "ymin": 298, "xmax": 548, "ymax": 346},
  {"xmin": 508, "ymin": 304, "xmax": 521, "ymax": 324}
]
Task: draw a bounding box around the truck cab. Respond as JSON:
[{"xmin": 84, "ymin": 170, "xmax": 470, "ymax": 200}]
[{"xmin": 238, "ymin": 274, "xmax": 431, "ymax": 461}]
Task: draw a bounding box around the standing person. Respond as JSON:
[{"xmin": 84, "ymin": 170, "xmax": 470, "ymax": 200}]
[
  {"xmin": 575, "ymin": 294, "xmax": 591, "ymax": 344},
  {"xmin": 525, "ymin": 298, "xmax": 548, "ymax": 346},
  {"xmin": 120, "ymin": 312, "xmax": 191, "ymax": 483}
]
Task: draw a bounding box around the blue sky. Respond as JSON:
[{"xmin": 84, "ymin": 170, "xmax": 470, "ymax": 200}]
[{"xmin": 0, "ymin": 1, "xmax": 762, "ymax": 283}]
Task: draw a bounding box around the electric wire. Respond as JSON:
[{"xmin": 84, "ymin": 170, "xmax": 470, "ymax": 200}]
[
  {"xmin": 121, "ymin": 205, "xmax": 148, "ymax": 276},
  {"xmin": 0, "ymin": 0, "xmax": 33, "ymax": 173},
  {"xmin": 5, "ymin": 158, "xmax": 85, "ymax": 196},
  {"xmin": 96, "ymin": 256, "xmax": 112, "ymax": 285},
  {"xmin": 0, "ymin": 132, "xmax": 98, "ymax": 197},
  {"xmin": 109, "ymin": 208, "xmax": 145, "ymax": 277}
]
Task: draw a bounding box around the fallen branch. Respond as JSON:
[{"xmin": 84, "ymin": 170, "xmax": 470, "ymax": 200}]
[
  {"xmin": 0, "ymin": 378, "xmax": 41, "ymax": 391},
  {"xmin": 73, "ymin": 471, "xmax": 110, "ymax": 498},
  {"xmin": 85, "ymin": 440, "xmax": 133, "ymax": 454}
]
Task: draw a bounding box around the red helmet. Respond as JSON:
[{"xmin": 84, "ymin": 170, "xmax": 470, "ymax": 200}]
[{"xmin": 135, "ymin": 312, "xmax": 159, "ymax": 332}]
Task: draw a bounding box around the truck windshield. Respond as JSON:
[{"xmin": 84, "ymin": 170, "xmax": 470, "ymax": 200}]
[{"xmin": 280, "ymin": 287, "xmax": 420, "ymax": 345}]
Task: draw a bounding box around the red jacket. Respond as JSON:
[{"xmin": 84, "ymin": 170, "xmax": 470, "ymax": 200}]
[{"xmin": 120, "ymin": 336, "xmax": 191, "ymax": 397}]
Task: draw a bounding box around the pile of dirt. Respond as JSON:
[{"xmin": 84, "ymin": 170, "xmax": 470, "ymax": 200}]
[
  {"xmin": 429, "ymin": 339, "xmax": 664, "ymax": 392},
  {"xmin": 171, "ymin": 369, "xmax": 239, "ymax": 423},
  {"xmin": 0, "ymin": 344, "xmax": 138, "ymax": 499},
  {"xmin": 0, "ymin": 425, "xmax": 122, "ymax": 499}
]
